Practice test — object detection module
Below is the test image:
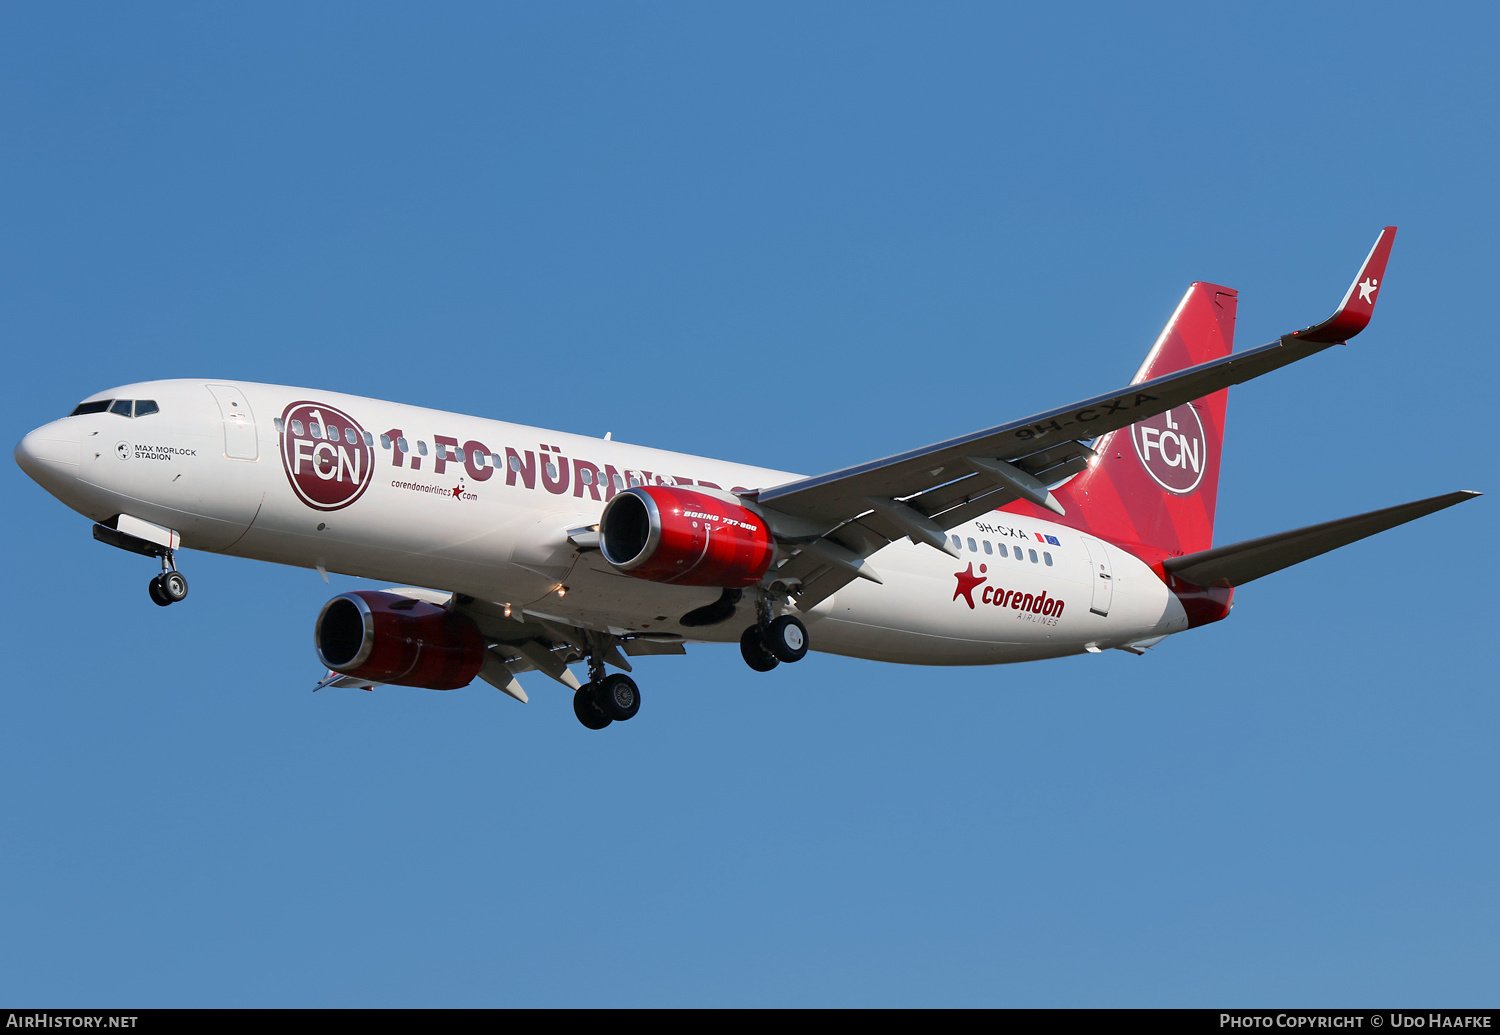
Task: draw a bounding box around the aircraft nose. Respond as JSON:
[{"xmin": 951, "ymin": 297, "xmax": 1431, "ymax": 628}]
[{"xmin": 15, "ymin": 420, "xmax": 80, "ymax": 489}]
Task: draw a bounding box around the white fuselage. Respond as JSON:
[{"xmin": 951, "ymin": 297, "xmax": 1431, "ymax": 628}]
[{"xmin": 17, "ymin": 379, "xmax": 1191, "ymax": 665}]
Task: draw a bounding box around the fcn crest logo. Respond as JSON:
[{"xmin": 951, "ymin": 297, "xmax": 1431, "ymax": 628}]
[
  {"xmin": 1130, "ymin": 404, "xmax": 1207, "ymax": 495},
  {"xmin": 279, "ymin": 401, "xmax": 373, "ymax": 511}
]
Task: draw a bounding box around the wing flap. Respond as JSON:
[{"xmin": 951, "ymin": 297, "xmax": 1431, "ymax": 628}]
[{"xmin": 792, "ymin": 567, "xmax": 858, "ymax": 611}]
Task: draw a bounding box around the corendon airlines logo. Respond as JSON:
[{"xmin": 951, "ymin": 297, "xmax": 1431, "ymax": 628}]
[
  {"xmin": 1130, "ymin": 404, "xmax": 1207, "ymax": 495},
  {"xmin": 280, "ymin": 401, "xmax": 374, "ymax": 511},
  {"xmin": 952, "ymin": 562, "xmax": 1067, "ymax": 620}
]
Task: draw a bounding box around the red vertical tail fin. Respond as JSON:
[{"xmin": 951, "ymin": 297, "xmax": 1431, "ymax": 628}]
[{"xmin": 1006, "ymin": 281, "xmax": 1236, "ymax": 561}]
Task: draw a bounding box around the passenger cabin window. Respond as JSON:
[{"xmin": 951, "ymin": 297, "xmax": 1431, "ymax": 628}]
[
  {"xmin": 998, "ymin": 543, "xmax": 1008, "ymax": 558},
  {"xmin": 69, "ymin": 400, "xmax": 112, "ymax": 416},
  {"xmin": 455, "ymin": 448, "xmax": 467, "ymax": 463},
  {"xmin": 291, "ymin": 420, "xmax": 304, "ymax": 436},
  {"xmin": 417, "ymin": 441, "xmax": 428, "ymax": 456},
  {"xmin": 274, "ymin": 418, "xmax": 285, "ymax": 433},
  {"xmin": 580, "ymin": 468, "xmax": 594, "ymax": 485},
  {"xmin": 110, "ymin": 400, "xmax": 133, "ymax": 416},
  {"xmin": 967, "ymin": 538, "xmax": 977, "ymax": 552},
  {"xmin": 490, "ymin": 452, "xmax": 502, "ymax": 468},
  {"xmin": 509, "ymin": 455, "xmax": 521, "ymax": 472},
  {"xmin": 983, "ymin": 541, "xmax": 993, "ymax": 555},
  {"xmin": 380, "ymin": 434, "xmax": 391, "ymax": 449},
  {"xmin": 1029, "ymin": 549, "xmax": 1039, "ymax": 563},
  {"xmin": 363, "ymin": 431, "xmax": 374, "ymax": 448},
  {"xmin": 345, "ymin": 428, "xmax": 358, "ymax": 445},
  {"xmin": 1044, "ymin": 552, "xmax": 1053, "ymax": 566},
  {"xmin": 397, "ymin": 437, "xmax": 409, "ymax": 452},
  {"xmin": 310, "ymin": 422, "xmax": 323, "ymax": 439},
  {"xmin": 950, "ymin": 535, "xmax": 962, "ymax": 550}
]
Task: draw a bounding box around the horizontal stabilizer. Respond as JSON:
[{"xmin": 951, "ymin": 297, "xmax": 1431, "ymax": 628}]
[{"xmin": 1163, "ymin": 490, "xmax": 1479, "ymax": 588}]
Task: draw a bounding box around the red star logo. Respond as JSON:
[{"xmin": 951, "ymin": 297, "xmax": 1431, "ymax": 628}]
[{"xmin": 953, "ymin": 562, "xmax": 987, "ymax": 609}]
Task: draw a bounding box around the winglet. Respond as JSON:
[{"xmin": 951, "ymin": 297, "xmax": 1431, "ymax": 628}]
[{"xmin": 1291, "ymin": 226, "xmax": 1397, "ymax": 344}]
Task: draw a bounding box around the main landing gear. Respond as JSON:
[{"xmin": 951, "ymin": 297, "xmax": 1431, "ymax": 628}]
[
  {"xmin": 147, "ymin": 551, "xmax": 189, "ymax": 607},
  {"xmin": 573, "ymin": 654, "xmax": 642, "ymax": 730},
  {"xmin": 740, "ymin": 613, "xmax": 808, "ymax": 672}
]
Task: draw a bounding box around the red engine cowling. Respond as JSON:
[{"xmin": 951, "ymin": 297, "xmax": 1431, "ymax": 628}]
[
  {"xmin": 599, "ymin": 486, "xmax": 775, "ymax": 587},
  {"xmin": 314, "ymin": 590, "xmax": 486, "ymax": 690}
]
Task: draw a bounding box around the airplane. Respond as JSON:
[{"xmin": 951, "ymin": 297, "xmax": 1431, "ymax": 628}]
[{"xmin": 13, "ymin": 227, "xmax": 1480, "ymax": 730}]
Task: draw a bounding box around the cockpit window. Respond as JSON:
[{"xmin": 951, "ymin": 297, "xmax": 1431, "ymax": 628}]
[{"xmin": 69, "ymin": 398, "xmax": 160, "ymax": 418}]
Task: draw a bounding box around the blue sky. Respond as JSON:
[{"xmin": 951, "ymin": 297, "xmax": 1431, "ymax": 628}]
[{"xmin": 2, "ymin": 3, "xmax": 1495, "ymax": 1006}]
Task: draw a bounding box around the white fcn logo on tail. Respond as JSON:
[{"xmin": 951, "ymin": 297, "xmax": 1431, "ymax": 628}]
[{"xmin": 1130, "ymin": 404, "xmax": 1207, "ymax": 495}]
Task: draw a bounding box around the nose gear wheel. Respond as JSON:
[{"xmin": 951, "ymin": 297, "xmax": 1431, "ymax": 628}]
[{"xmin": 147, "ymin": 550, "xmax": 188, "ymax": 606}]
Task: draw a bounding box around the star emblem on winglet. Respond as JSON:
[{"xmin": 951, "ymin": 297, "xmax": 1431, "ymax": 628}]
[{"xmin": 1357, "ymin": 277, "xmax": 1378, "ymax": 303}]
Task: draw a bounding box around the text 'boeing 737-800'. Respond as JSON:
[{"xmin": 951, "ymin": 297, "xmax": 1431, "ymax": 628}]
[{"xmin": 14, "ymin": 227, "xmax": 1480, "ymax": 729}]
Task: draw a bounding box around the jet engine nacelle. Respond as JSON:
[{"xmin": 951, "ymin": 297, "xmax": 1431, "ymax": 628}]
[
  {"xmin": 314, "ymin": 590, "xmax": 486, "ymax": 690},
  {"xmin": 599, "ymin": 486, "xmax": 775, "ymax": 587}
]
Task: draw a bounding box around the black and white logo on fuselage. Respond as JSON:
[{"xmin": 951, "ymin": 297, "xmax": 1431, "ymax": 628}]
[{"xmin": 1130, "ymin": 404, "xmax": 1207, "ymax": 495}]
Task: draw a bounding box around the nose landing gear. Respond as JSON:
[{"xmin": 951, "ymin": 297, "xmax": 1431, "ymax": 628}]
[
  {"xmin": 91, "ymin": 520, "xmax": 189, "ymax": 608},
  {"xmin": 147, "ymin": 552, "xmax": 189, "ymax": 607}
]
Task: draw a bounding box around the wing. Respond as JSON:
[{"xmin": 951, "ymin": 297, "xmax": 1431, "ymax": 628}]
[{"xmin": 752, "ymin": 227, "xmax": 1398, "ymax": 608}]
